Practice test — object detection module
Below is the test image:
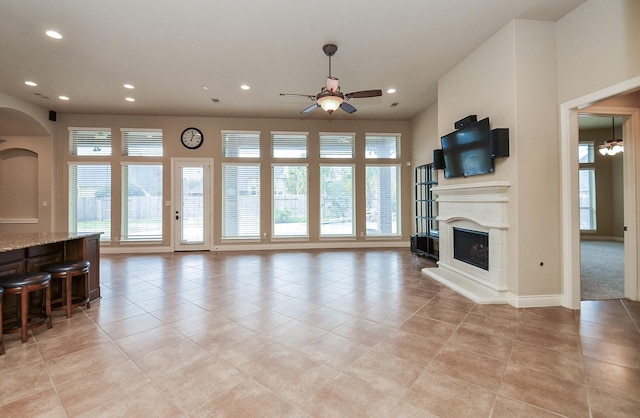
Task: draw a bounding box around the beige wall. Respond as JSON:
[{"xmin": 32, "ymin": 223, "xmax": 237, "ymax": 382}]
[
  {"xmin": 556, "ymin": 0, "xmax": 640, "ymax": 103},
  {"xmin": 51, "ymin": 113, "xmax": 412, "ymax": 250},
  {"xmin": 435, "ymin": 20, "xmax": 561, "ymax": 298}
]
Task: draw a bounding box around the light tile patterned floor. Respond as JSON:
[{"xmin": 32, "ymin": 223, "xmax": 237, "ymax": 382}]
[{"xmin": 1, "ymin": 249, "xmax": 639, "ymax": 417}]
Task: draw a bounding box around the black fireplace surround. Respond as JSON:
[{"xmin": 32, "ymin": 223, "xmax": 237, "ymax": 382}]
[{"xmin": 453, "ymin": 227, "xmax": 489, "ymax": 271}]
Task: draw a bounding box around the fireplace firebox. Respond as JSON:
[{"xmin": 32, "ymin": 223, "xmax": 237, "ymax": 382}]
[{"xmin": 453, "ymin": 227, "xmax": 489, "ymax": 271}]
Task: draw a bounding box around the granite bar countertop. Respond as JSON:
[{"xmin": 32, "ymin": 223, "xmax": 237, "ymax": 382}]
[{"xmin": 0, "ymin": 232, "xmax": 102, "ymax": 253}]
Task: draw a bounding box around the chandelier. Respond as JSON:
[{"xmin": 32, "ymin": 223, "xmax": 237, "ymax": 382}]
[{"xmin": 598, "ymin": 117, "xmax": 623, "ymax": 156}]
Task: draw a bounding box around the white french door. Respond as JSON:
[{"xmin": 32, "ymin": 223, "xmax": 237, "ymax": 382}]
[{"xmin": 172, "ymin": 158, "xmax": 212, "ymax": 251}]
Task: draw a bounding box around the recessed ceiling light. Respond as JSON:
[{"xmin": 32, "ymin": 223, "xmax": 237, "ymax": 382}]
[
  {"xmin": 387, "ymin": 88, "xmax": 396, "ymax": 94},
  {"xmin": 58, "ymin": 95, "xmax": 69, "ymax": 101},
  {"xmin": 202, "ymin": 86, "xmax": 209, "ymax": 91},
  {"xmin": 240, "ymin": 84, "xmax": 250, "ymax": 90},
  {"xmin": 125, "ymin": 97, "xmax": 135, "ymax": 102},
  {"xmin": 25, "ymin": 81, "xmax": 38, "ymax": 87},
  {"xmin": 46, "ymin": 30, "xmax": 63, "ymax": 39},
  {"xmin": 123, "ymin": 84, "xmax": 135, "ymax": 89}
]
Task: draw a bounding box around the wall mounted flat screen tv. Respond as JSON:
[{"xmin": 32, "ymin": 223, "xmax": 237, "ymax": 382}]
[{"xmin": 441, "ymin": 117, "xmax": 493, "ymax": 179}]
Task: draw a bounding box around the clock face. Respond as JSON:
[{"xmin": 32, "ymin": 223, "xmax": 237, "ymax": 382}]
[{"xmin": 181, "ymin": 127, "xmax": 204, "ymax": 149}]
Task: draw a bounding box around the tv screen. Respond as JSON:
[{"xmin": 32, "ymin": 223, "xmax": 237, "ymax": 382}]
[{"xmin": 441, "ymin": 117, "xmax": 493, "ymax": 179}]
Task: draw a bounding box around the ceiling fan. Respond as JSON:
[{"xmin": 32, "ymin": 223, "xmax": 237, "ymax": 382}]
[{"xmin": 280, "ymin": 44, "xmax": 382, "ymax": 115}]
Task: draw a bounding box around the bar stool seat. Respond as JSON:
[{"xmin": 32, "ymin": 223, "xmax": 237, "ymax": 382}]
[
  {"xmin": 41, "ymin": 260, "xmax": 90, "ymax": 318},
  {"xmin": 0, "ymin": 272, "xmax": 52, "ymax": 343}
]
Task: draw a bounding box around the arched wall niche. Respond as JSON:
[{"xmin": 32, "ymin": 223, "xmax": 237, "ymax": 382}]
[
  {"xmin": 0, "ymin": 148, "xmax": 39, "ymax": 221},
  {"xmin": 0, "ymin": 99, "xmax": 55, "ymax": 232}
]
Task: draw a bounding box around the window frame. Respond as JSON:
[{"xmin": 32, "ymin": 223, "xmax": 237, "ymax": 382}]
[
  {"xmin": 319, "ymin": 132, "xmax": 355, "ymax": 159},
  {"xmin": 272, "ymin": 131, "xmax": 308, "ymax": 159},
  {"xmin": 68, "ymin": 162, "xmax": 112, "ymax": 241},
  {"xmin": 272, "ymin": 163, "xmax": 309, "ymax": 238},
  {"xmin": 319, "ymin": 164, "xmax": 356, "ymax": 237},
  {"xmin": 365, "ymin": 133, "xmax": 401, "ymax": 159},
  {"xmin": 68, "ymin": 127, "xmax": 112, "ymax": 156},
  {"xmin": 222, "ymin": 130, "xmax": 261, "ymax": 158},
  {"xmin": 121, "ymin": 128, "xmax": 163, "ymax": 157},
  {"xmin": 222, "ymin": 163, "xmax": 261, "ymax": 239},
  {"xmin": 120, "ymin": 162, "xmax": 164, "ymax": 242},
  {"xmin": 365, "ymin": 164, "xmax": 402, "ymax": 237}
]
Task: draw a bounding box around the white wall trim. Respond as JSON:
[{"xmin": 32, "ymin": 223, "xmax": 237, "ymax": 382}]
[
  {"xmin": 100, "ymin": 240, "xmax": 409, "ymax": 254},
  {"xmin": 560, "ymin": 75, "xmax": 640, "ymax": 309},
  {"xmin": 505, "ymin": 292, "xmax": 563, "ymax": 308}
]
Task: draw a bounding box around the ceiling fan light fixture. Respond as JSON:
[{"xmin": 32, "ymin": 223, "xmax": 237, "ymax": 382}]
[
  {"xmin": 317, "ymin": 94, "xmax": 343, "ymax": 113},
  {"xmin": 599, "ymin": 117, "xmax": 624, "ymax": 156},
  {"xmin": 326, "ymin": 77, "xmax": 340, "ymax": 93}
]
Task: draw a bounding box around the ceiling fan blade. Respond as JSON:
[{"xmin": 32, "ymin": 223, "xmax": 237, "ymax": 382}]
[
  {"xmin": 280, "ymin": 93, "xmax": 316, "ymax": 100},
  {"xmin": 340, "ymin": 102, "xmax": 357, "ymax": 114},
  {"xmin": 345, "ymin": 89, "xmax": 382, "ymax": 99},
  {"xmin": 301, "ymin": 103, "xmax": 319, "ymax": 114}
]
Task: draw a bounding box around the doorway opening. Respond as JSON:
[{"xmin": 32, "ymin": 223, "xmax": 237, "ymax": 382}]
[
  {"xmin": 560, "ymin": 76, "xmax": 640, "ymax": 309},
  {"xmin": 577, "ymin": 115, "xmax": 625, "ymax": 300},
  {"xmin": 171, "ymin": 158, "xmax": 213, "ymax": 251}
]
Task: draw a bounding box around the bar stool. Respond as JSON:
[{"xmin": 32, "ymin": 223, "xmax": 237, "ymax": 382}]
[
  {"xmin": 0, "ymin": 287, "xmax": 4, "ymax": 355},
  {"xmin": 0, "ymin": 272, "xmax": 52, "ymax": 343},
  {"xmin": 41, "ymin": 260, "xmax": 90, "ymax": 318}
]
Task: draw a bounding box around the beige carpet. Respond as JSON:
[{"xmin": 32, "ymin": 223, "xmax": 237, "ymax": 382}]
[{"xmin": 581, "ymin": 240, "xmax": 624, "ymax": 300}]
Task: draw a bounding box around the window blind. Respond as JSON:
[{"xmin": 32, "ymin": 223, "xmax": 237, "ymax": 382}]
[
  {"xmin": 222, "ymin": 164, "xmax": 261, "ymax": 238},
  {"xmin": 121, "ymin": 163, "xmax": 163, "ymax": 241},
  {"xmin": 69, "ymin": 128, "xmax": 112, "ymax": 156},
  {"xmin": 365, "ymin": 134, "xmax": 400, "ymax": 159},
  {"xmin": 319, "ymin": 133, "xmax": 355, "ymax": 158},
  {"xmin": 68, "ymin": 163, "xmax": 111, "ymax": 240},
  {"xmin": 122, "ymin": 129, "xmax": 163, "ymax": 156},
  {"xmin": 222, "ymin": 131, "xmax": 260, "ymax": 157},
  {"xmin": 272, "ymin": 132, "xmax": 308, "ymax": 158}
]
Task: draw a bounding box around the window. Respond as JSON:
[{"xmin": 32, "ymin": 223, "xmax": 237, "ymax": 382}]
[
  {"xmin": 578, "ymin": 142, "xmax": 594, "ymax": 163},
  {"xmin": 69, "ymin": 128, "xmax": 112, "ymax": 156},
  {"xmin": 320, "ymin": 133, "xmax": 355, "ymax": 158},
  {"xmin": 222, "ymin": 164, "xmax": 261, "ymax": 238},
  {"xmin": 69, "ymin": 164, "xmax": 111, "ymax": 240},
  {"xmin": 320, "ymin": 165, "xmax": 354, "ymax": 236},
  {"xmin": 272, "ymin": 164, "xmax": 308, "ymax": 237},
  {"xmin": 122, "ymin": 129, "xmax": 163, "ymax": 156},
  {"xmin": 272, "ymin": 132, "xmax": 308, "ymax": 158},
  {"xmin": 578, "ymin": 142, "xmax": 596, "ymax": 231},
  {"xmin": 121, "ymin": 164, "xmax": 163, "ymax": 241},
  {"xmin": 365, "ymin": 134, "xmax": 400, "ymax": 159},
  {"xmin": 366, "ymin": 165, "xmax": 401, "ymax": 236},
  {"xmin": 223, "ymin": 131, "xmax": 260, "ymax": 158}
]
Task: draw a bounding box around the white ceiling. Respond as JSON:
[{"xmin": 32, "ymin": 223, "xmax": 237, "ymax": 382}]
[{"xmin": 0, "ymin": 0, "xmax": 585, "ymax": 122}]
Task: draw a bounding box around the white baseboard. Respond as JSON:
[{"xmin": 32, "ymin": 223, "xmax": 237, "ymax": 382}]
[
  {"xmin": 100, "ymin": 240, "xmax": 409, "ymax": 254},
  {"xmin": 505, "ymin": 293, "xmax": 564, "ymax": 308}
]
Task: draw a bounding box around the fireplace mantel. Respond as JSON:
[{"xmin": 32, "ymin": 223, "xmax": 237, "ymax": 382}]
[{"xmin": 422, "ymin": 180, "xmax": 511, "ymax": 304}]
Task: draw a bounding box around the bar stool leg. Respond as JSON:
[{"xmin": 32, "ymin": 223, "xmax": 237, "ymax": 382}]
[
  {"xmin": 65, "ymin": 273, "xmax": 73, "ymax": 319},
  {"xmin": 46, "ymin": 286, "xmax": 52, "ymax": 329},
  {"xmin": 20, "ymin": 287, "xmax": 28, "ymax": 343}
]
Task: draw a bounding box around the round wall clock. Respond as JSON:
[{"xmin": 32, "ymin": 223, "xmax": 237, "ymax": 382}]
[{"xmin": 180, "ymin": 127, "xmax": 204, "ymax": 149}]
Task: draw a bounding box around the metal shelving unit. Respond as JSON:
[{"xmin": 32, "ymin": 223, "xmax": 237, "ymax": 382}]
[{"xmin": 411, "ymin": 163, "xmax": 439, "ymax": 260}]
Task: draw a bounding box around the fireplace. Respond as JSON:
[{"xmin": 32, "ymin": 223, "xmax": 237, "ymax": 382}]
[
  {"xmin": 453, "ymin": 228, "xmax": 489, "ymax": 270},
  {"xmin": 421, "ymin": 181, "xmax": 510, "ymax": 304}
]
